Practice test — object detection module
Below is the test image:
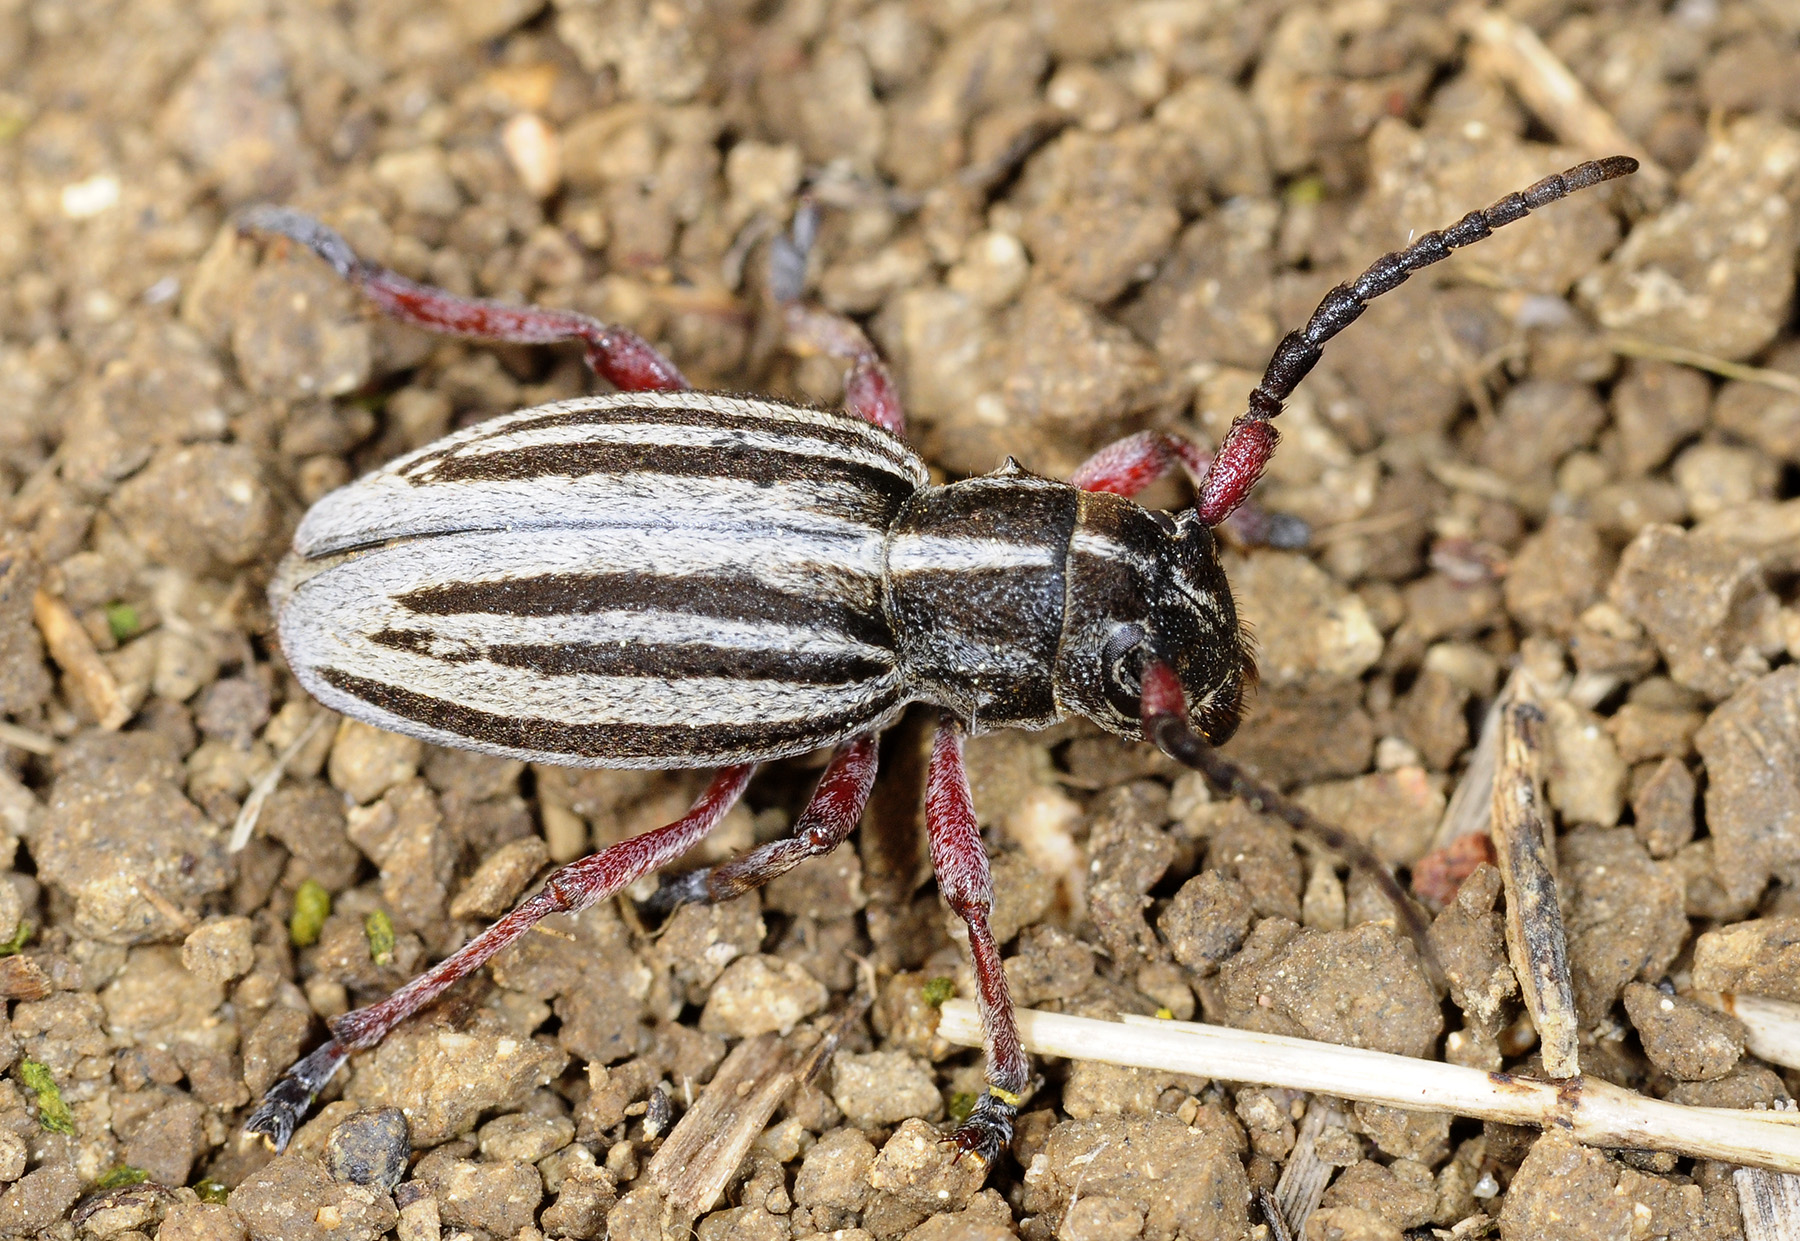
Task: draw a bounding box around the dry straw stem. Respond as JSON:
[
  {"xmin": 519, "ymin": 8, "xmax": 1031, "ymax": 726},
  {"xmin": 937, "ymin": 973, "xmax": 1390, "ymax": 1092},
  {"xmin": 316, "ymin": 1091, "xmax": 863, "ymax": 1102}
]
[
  {"xmin": 1738, "ymin": 1167, "xmax": 1800, "ymax": 1241},
  {"xmin": 0, "ymin": 720, "xmax": 56, "ymax": 757},
  {"xmin": 1489, "ymin": 697, "xmax": 1580, "ymax": 1078},
  {"xmin": 31, "ymin": 587, "xmax": 129, "ymax": 730},
  {"xmin": 229, "ymin": 710, "xmax": 332, "ymax": 852},
  {"xmin": 936, "ymin": 1000, "xmax": 1800, "ymax": 1172},
  {"xmin": 1698, "ymin": 992, "xmax": 1800, "ymax": 1073},
  {"xmin": 1459, "ymin": 8, "xmax": 1669, "ymax": 200},
  {"xmin": 1429, "ymin": 686, "xmax": 1503, "ymax": 855},
  {"xmin": 1608, "ymin": 333, "xmax": 1800, "ymax": 398}
]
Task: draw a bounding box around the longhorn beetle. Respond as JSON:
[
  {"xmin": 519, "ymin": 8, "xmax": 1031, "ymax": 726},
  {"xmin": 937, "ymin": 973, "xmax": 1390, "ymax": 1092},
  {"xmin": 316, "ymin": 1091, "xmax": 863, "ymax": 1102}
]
[{"xmin": 240, "ymin": 155, "xmax": 1637, "ymax": 1161}]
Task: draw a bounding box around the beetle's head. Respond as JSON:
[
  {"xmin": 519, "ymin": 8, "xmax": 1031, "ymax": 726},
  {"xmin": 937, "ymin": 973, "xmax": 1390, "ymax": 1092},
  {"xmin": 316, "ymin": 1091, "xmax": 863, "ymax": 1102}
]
[{"xmin": 1055, "ymin": 493, "xmax": 1253, "ymax": 744}]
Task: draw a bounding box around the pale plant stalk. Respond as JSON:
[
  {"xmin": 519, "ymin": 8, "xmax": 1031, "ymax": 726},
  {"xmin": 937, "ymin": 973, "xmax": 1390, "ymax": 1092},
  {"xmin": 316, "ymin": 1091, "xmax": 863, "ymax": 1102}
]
[{"xmin": 936, "ymin": 1000, "xmax": 1800, "ymax": 1173}]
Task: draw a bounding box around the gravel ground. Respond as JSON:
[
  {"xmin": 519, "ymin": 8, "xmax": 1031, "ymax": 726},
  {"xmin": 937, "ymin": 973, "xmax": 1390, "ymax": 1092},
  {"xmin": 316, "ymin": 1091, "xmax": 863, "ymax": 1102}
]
[{"xmin": 4, "ymin": 1, "xmax": 1800, "ymax": 1239}]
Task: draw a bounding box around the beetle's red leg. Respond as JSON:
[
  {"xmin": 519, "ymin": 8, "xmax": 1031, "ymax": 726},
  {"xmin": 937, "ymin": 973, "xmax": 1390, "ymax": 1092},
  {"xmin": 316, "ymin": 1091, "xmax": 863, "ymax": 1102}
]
[
  {"xmin": 646, "ymin": 734, "xmax": 878, "ymax": 909},
  {"xmin": 1196, "ymin": 156, "xmax": 1638, "ymax": 525},
  {"xmin": 768, "ymin": 202, "xmax": 905, "ymax": 436},
  {"xmin": 1070, "ymin": 430, "xmax": 1308, "ymax": 547},
  {"xmin": 927, "ymin": 716, "xmax": 1027, "ymax": 1165},
  {"xmin": 1069, "ymin": 430, "xmax": 1208, "ymax": 497},
  {"xmin": 237, "ymin": 206, "xmax": 688, "ymax": 393},
  {"xmin": 244, "ymin": 764, "xmax": 754, "ymax": 1152}
]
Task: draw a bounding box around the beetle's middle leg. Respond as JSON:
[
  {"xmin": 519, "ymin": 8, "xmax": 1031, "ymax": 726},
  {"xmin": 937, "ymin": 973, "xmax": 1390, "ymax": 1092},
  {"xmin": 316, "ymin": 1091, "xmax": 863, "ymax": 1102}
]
[
  {"xmin": 244, "ymin": 764, "xmax": 754, "ymax": 1153},
  {"xmin": 236, "ymin": 206, "xmax": 689, "ymax": 393},
  {"xmin": 645, "ymin": 734, "xmax": 879, "ymax": 910},
  {"xmin": 926, "ymin": 715, "xmax": 1028, "ymax": 1165}
]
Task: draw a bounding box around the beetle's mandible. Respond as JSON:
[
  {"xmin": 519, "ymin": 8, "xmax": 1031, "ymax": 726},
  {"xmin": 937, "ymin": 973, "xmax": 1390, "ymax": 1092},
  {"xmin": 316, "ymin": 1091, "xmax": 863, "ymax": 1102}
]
[{"xmin": 239, "ymin": 154, "xmax": 1638, "ymax": 1162}]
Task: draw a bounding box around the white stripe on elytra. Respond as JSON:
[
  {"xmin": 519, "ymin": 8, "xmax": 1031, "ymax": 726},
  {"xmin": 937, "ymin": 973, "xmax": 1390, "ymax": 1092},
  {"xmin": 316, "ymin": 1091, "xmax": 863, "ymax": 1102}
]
[
  {"xmin": 388, "ymin": 393, "xmax": 923, "ymax": 477},
  {"xmin": 294, "ymin": 470, "xmax": 897, "ymax": 560},
  {"xmin": 407, "ymin": 419, "xmax": 920, "ymax": 481},
  {"xmin": 295, "ymin": 631, "xmax": 901, "ymax": 729}
]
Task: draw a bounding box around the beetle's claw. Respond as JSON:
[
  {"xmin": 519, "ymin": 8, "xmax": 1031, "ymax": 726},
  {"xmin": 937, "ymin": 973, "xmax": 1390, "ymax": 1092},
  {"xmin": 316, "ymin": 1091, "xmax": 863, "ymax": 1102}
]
[
  {"xmin": 947, "ymin": 1094, "xmax": 1015, "ymax": 1167},
  {"xmin": 243, "ymin": 1039, "xmax": 349, "ymax": 1152}
]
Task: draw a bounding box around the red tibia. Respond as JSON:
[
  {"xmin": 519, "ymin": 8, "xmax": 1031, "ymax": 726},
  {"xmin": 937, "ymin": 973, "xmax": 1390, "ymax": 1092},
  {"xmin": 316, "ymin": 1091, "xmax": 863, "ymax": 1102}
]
[
  {"xmin": 1069, "ymin": 430, "xmax": 1209, "ymax": 498},
  {"xmin": 330, "ymin": 764, "xmax": 753, "ymax": 1052},
  {"xmin": 689, "ymin": 735, "xmax": 879, "ymax": 903},
  {"xmin": 783, "ymin": 302, "xmax": 906, "ymax": 436},
  {"xmin": 842, "ymin": 359, "xmax": 907, "ymax": 437},
  {"xmin": 927, "ymin": 719, "xmax": 1029, "ymax": 1102},
  {"xmin": 1196, "ymin": 416, "xmax": 1280, "ymax": 526}
]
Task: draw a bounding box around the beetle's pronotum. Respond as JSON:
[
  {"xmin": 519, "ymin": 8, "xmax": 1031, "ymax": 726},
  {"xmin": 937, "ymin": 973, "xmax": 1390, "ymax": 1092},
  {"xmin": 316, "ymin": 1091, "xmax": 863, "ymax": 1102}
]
[{"xmin": 239, "ymin": 154, "xmax": 1637, "ymax": 1161}]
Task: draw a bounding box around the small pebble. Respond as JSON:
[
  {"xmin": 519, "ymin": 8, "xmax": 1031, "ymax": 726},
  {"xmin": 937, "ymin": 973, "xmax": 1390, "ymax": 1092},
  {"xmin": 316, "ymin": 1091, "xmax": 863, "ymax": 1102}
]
[
  {"xmin": 697, "ymin": 954, "xmax": 827, "ymax": 1037},
  {"xmin": 1622, "ymin": 982, "xmax": 1744, "ymax": 1081},
  {"xmin": 325, "ymin": 1107, "xmax": 411, "ymax": 1190},
  {"xmin": 181, "ymin": 916, "xmax": 256, "ymax": 984},
  {"xmin": 502, "ymin": 113, "xmax": 562, "ymax": 199},
  {"xmin": 830, "ymin": 1050, "xmax": 944, "ymax": 1128}
]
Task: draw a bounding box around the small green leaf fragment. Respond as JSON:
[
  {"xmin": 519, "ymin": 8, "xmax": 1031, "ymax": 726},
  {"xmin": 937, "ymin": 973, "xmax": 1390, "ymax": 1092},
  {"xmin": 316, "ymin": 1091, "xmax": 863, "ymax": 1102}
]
[
  {"xmin": 0, "ymin": 921, "xmax": 30, "ymax": 956},
  {"xmin": 95, "ymin": 1165, "xmax": 149, "ymax": 1190},
  {"xmin": 1284, "ymin": 174, "xmax": 1327, "ymax": 207},
  {"xmin": 365, "ymin": 909, "xmax": 395, "ymax": 966},
  {"xmin": 195, "ymin": 1179, "xmax": 232, "ymax": 1204},
  {"xmin": 290, "ymin": 880, "xmax": 331, "ymax": 948},
  {"xmin": 104, "ymin": 602, "xmax": 140, "ymax": 642},
  {"xmin": 19, "ymin": 1060, "xmax": 75, "ymax": 1134},
  {"xmin": 948, "ymin": 1091, "xmax": 978, "ymax": 1125},
  {"xmin": 921, "ymin": 977, "xmax": 955, "ymax": 1007}
]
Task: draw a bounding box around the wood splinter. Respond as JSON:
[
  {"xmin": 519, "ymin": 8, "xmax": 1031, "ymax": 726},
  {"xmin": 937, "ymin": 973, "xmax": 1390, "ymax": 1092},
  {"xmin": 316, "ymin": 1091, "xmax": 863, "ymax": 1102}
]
[{"xmin": 1490, "ymin": 696, "xmax": 1580, "ymax": 1079}]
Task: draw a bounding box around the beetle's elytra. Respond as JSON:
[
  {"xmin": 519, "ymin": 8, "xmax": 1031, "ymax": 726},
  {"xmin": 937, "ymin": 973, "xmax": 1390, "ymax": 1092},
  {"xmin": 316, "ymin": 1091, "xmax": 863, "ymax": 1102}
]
[{"xmin": 240, "ymin": 155, "xmax": 1638, "ymax": 1161}]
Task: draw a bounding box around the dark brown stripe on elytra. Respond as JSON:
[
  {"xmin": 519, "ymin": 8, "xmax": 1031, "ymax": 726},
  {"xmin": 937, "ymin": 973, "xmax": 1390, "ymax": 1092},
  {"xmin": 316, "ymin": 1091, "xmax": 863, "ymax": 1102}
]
[
  {"xmin": 483, "ymin": 640, "xmax": 893, "ymax": 684},
  {"xmin": 368, "ymin": 627, "xmax": 481, "ymax": 662},
  {"xmin": 396, "ymin": 572, "xmax": 893, "ymax": 650},
  {"xmin": 317, "ymin": 667, "xmax": 897, "ymax": 762},
  {"xmin": 412, "ymin": 436, "xmax": 918, "ymax": 508}
]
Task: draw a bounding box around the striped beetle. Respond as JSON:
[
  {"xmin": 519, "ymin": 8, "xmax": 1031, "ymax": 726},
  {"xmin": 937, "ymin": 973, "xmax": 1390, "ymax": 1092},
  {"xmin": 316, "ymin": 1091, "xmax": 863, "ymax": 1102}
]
[{"xmin": 241, "ymin": 155, "xmax": 1637, "ymax": 1160}]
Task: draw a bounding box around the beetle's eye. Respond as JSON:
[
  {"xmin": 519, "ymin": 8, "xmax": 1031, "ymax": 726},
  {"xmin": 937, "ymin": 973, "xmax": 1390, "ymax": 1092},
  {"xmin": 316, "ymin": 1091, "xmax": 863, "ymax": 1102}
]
[{"xmin": 1101, "ymin": 623, "xmax": 1146, "ymax": 708}]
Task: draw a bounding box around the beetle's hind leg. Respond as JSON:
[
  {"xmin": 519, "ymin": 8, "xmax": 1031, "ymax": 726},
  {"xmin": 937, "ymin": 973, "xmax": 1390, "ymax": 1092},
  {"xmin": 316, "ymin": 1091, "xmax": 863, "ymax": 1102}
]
[
  {"xmin": 236, "ymin": 206, "xmax": 688, "ymax": 393},
  {"xmin": 644, "ymin": 734, "xmax": 879, "ymax": 911},
  {"xmin": 243, "ymin": 765, "xmax": 754, "ymax": 1152},
  {"xmin": 768, "ymin": 200, "xmax": 907, "ymax": 437}
]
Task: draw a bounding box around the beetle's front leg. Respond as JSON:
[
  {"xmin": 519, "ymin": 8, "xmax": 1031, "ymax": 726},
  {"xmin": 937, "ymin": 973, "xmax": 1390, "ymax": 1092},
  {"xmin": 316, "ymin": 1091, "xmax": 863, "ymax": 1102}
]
[
  {"xmin": 645, "ymin": 734, "xmax": 878, "ymax": 910},
  {"xmin": 1070, "ymin": 430, "xmax": 1308, "ymax": 548},
  {"xmin": 927, "ymin": 716, "xmax": 1028, "ymax": 1165},
  {"xmin": 244, "ymin": 764, "xmax": 754, "ymax": 1152},
  {"xmin": 236, "ymin": 206, "xmax": 688, "ymax": 392}
]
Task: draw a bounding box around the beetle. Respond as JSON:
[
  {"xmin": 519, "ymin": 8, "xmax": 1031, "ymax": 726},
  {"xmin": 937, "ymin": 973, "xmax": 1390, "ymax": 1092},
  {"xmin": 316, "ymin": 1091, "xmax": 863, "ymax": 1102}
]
[{"xmin": 239, "ymin": 154, "xmax": 1637, "ymax": 1159}]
